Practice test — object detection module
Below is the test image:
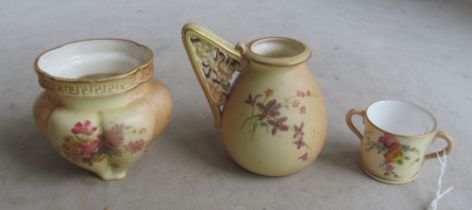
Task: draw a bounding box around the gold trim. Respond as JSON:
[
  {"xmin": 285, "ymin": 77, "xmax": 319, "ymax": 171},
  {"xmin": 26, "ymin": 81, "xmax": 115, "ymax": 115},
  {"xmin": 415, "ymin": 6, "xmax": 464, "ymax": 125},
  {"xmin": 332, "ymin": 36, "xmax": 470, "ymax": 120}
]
[
  {"xmin": 34, "ymin": 38, "xmax": 154, "ymax": 97},
  {"xmin": 360, "ymin": 161, "xmax": 419, "ymax": 185},
  {"xmin": 364, "ymin": 100, "xmax": 438, "ymax": 138},
  {"xmin": 181, "ymin": 22, "xmax": 314, "ymax": 127},
  {"xmin": 181, "ymin": 22, "xmax": 242, "ymax": 128},
  {"xmin": 246, "ymin": 37, "xmax": 312, "ymax": 67}
]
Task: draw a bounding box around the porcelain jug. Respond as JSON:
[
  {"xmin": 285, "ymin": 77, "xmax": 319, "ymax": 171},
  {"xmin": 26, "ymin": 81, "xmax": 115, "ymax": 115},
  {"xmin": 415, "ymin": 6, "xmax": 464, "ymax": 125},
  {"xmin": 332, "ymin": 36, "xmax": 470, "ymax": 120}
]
[
  {"xmin": 182, "ymin": 23, "xmax": 327, "ymax": 176},
  {"xmin": 33, "ymin": 39, "xmax": 173, "ymax": 180}
]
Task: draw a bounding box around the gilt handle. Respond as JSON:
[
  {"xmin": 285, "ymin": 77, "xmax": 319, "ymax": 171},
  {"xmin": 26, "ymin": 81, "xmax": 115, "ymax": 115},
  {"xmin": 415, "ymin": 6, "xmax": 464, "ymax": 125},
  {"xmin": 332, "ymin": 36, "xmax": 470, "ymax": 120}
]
[{"xmin": 182, "ymin": 22, "xmax": 245, "ymax": 128}]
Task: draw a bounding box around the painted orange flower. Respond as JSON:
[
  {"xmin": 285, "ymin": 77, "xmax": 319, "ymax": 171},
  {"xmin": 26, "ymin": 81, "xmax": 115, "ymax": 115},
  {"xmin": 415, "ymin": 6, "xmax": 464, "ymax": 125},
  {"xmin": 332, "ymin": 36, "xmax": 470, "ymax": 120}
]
[
  {"xmin": 265, "ymin": 88, "xmax": 273, "ymax": 97},
  {"xmin": 384, "ymin": 149, "xmax": 404, "ymax": 163}
]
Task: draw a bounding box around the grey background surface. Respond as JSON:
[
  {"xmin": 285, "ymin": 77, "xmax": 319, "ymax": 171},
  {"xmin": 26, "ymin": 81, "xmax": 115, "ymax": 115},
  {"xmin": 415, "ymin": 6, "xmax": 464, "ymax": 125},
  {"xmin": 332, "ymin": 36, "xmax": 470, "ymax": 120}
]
[{"xmin": 1, "ymin": 0, "xmax": 471, "ymax": 209}]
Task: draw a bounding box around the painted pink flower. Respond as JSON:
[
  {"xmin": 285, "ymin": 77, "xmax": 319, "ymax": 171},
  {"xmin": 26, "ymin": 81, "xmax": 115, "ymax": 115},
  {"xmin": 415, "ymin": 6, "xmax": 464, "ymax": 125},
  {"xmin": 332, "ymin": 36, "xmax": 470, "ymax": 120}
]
[
  {"xmin": 299, "ymin": 152, "xmax": 308, "ymax": 161},
  {"xmin": 128, "ymin": 140, "xmax": 145, "ymax": 153},
  {"xmin": 268, "ymin": 117, "xmax": 289, "ymax": 135},
  {"xmin": 71, "ymin": 120, "xmax": 97, "ymax": 135},
  {"xmin": 293, "ymin": 138, "xmax": 306, "ymax": 149},
  {"xmin": 297, "ymin": 90, "xmax": 305, "ymax": 97},
  {"xmin": 293, "ymin": 122, "xmax": 304, "ymax": 139},
  {"xmin": 74, "ymin": 140, "xmax": 101, "ymax": 159},
  {"xmin": 292, "ymin": 99, "xmax": 300, "ymax": 108},
  {"xmin": 378, "ymin": 133, "xmax": 400, "ymax": 150},
  {"xmin": 300, "ymin": 106, "xmax": 306, "ymax": 114}
]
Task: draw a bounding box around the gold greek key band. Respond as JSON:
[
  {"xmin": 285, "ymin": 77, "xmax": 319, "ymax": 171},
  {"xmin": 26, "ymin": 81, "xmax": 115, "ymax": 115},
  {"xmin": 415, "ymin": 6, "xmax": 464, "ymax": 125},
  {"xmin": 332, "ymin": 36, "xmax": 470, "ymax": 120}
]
[{"xmin": 36, "ymin": 61, "xmax": 153, "ymax": 97}]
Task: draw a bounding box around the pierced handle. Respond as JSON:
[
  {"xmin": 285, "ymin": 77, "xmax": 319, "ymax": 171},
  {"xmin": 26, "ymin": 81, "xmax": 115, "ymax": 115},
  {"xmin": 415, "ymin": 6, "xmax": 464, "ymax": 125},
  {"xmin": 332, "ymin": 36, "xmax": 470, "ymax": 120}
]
[
  {"xmin": 182, "ymin": 22, "xmax": 245, "ymax": 128},
  {"xmin": 345, "ymin": 109, "xmax": 366, "ymax": 141}
]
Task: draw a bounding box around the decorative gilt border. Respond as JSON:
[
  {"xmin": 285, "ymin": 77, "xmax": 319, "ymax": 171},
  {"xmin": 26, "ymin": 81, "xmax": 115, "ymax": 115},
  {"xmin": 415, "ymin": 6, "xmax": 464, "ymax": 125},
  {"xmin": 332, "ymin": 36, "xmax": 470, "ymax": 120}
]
[
  {"xmin": 36, "ymin": 62, "xmax": 153, "ymax": 97},
  {"xmin": 182, "ymin": 23, "xmax": 243, "ymax": 128},
  {"xmin": 34, "ymin": 38, "xmax": 154, "ymax": 97}
]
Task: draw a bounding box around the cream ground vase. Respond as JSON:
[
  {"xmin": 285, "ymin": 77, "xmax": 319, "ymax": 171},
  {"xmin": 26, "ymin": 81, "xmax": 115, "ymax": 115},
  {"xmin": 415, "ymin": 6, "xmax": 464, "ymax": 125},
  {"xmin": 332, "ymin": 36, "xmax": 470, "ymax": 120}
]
[
  {"xmin": 33, "ymin": 39, "xmax": 173, "ymax": 180},
  {"xmin": 182, "ymin": 23, "xmax": 328, "ymax": 176}
]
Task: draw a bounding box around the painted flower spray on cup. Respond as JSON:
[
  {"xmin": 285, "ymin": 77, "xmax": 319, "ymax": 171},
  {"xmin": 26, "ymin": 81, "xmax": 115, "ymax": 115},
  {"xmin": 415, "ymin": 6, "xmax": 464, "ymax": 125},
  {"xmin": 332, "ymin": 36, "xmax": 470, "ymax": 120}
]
[
  {"xmin": 346, "ymin": 100, "xmax": 454, "ymax": 184},
  {"xmin": 346, "ymin": 100, "xmax": 454, "ymax": 209}
]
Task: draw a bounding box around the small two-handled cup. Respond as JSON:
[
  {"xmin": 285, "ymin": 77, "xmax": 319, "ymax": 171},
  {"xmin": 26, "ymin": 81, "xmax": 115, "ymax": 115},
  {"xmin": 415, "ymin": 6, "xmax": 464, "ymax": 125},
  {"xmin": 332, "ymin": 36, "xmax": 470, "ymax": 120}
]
[{"xmin": 346, "ymin": 100, "xmax": 454, "ymax": 184}]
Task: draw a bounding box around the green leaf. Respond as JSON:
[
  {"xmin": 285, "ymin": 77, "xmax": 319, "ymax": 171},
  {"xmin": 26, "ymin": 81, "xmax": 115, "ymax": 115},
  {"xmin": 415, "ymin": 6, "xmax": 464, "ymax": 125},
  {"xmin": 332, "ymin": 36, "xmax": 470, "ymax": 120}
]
[
  {"xmin": 405, "ymin": 156, "xmax": 410, "ymax": 160},
  {"xmin": 110, "ymin": 162, "xmax": 120, "ymax": 168},
  {"xmin": 260, "ymin": 122, "xmax": 268, "ymax": 127},
  {"xmin": 397, "ymin": 160, "xmax": 404, "ymax": 165},
  {"xmin": 252, "ymin": 121, "xmax": 259, "ymax": 133}
]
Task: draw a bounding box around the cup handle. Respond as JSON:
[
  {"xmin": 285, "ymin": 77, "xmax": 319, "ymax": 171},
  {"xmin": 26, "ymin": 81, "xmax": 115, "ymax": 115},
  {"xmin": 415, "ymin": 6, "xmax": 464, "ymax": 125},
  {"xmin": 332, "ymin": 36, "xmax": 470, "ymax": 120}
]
[
  {"xmin": 424, "ymin": 130, "xmax": 454, "ymax": 160},
  {"xmin": 345, "ymin": 109, "xmax": 366, "ymax": 141}
]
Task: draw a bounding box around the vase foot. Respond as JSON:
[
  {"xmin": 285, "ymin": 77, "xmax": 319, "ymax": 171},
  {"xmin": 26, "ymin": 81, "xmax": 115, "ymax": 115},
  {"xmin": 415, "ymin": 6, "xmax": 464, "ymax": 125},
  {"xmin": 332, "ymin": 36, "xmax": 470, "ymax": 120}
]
[{"xmin": 96, "ymin": 170, "xmax": 128, "ymax": 181}]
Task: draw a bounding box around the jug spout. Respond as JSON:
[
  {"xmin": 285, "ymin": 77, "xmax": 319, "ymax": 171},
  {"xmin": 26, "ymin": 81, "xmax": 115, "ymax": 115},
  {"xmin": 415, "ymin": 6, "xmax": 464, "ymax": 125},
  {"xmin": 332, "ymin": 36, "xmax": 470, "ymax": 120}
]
[{"xmin": 182, "ymin": 22, "xmax": 245, "ymax": 128}]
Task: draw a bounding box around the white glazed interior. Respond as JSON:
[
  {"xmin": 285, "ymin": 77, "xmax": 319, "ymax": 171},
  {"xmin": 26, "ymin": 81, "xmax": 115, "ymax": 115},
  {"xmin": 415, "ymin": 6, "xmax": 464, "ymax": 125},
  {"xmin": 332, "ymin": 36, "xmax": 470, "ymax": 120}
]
[
  {"xmin": 250, "ymin": 37, "xmax": 305, "ymax": 58},
  {"xmin": 37, "ymin": 39, "xmax": 152, "ymax": 79},
  {"xmin": 366, "ymin": 100, "xmax": 436, "ymax": 136}
]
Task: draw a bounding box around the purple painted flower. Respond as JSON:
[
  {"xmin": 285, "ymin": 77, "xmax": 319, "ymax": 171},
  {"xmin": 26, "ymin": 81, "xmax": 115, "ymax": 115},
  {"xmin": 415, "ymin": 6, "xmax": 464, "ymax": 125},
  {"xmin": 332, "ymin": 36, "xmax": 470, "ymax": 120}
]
[
  {"xmin": 293, "ymin": 122, "xmax": 304, "ymax": 139},
  {"xmin": 293, "ymin": 138, "xmax": 306, "ymax": 149},
  {"xmin": 256, "ymin": 99, "xmax": 281, "ymax": 120},
  {"xmin": 268, "ymin": 117, "xmax": 289, "ymax": 135},
  {"xmin": 383, "ymin": 160, "xmax": 395, "ymax": 171},
  {"xmin": 244, "ymin": 94, "xmax": 261, "ymax": 106},
  {"xmin": 299, "ymin": 152, "xmax": 308, "ymax": 161},
  {"xmin": 101, "ymin": 124, "xmax": 125, "ymax": 155}
]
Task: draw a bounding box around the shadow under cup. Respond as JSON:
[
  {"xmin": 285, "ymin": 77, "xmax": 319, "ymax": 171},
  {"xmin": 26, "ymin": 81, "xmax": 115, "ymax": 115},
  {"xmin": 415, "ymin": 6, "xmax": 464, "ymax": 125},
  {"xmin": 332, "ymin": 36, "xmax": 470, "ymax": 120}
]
[{"xmin": 347, "ymin": 100, "xmax": 453, "ymax": 184}]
